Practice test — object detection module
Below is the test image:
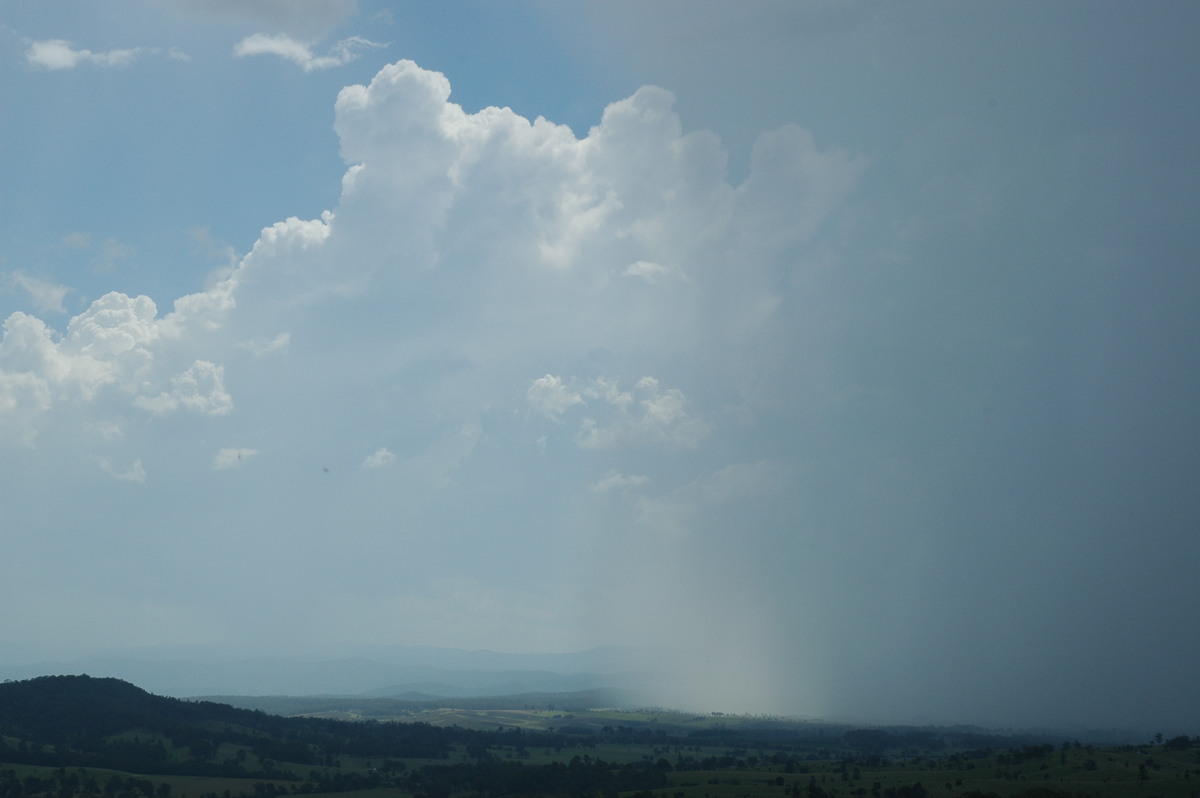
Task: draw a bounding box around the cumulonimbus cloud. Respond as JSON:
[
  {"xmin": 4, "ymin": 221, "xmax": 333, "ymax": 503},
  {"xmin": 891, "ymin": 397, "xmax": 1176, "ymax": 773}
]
[{"xmin": 0, "ymin": 58, "xmax": 863, "ymax": 471}]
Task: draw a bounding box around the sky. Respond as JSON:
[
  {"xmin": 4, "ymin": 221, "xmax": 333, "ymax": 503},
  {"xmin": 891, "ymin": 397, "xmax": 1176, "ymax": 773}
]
[{"xmin": 1, "ymin": 0, "xmax": 1199, "ymax": 732}]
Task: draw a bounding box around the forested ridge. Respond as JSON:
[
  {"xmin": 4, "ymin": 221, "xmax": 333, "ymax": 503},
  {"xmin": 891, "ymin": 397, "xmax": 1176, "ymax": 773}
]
[
  {"xmin": 0, "ymin": 675, "xmax": 674, "ymax": 796},
  {"xmin": 0, "ymin": 675, "xmax": 459, "ymax": 774}
]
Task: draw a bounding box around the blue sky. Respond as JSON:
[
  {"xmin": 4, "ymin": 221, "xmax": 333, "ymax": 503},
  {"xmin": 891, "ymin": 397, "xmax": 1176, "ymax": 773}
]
[{"xmin": 2, "ymin": 1, "xmax": 1199, "ymax": 731}]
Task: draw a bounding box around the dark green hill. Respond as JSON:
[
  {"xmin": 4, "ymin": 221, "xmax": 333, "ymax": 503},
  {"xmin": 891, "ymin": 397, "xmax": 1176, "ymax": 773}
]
[
  {"xmin": 0, "ymin": 674, "xmax": 457, "ymax": 776},
  {"xmin": 0, "ymin": 674, "xmax": 255, "ymax": 738}
]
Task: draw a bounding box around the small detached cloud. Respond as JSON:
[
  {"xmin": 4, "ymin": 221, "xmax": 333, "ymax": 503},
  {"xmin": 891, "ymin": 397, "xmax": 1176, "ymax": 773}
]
[
  {"xmin": 233, "ymin": 33, "xmax": 384, "ymax": 71},
  {"xmin": 134, "ymin": 361, "xmax": 233, "ymax": 417},
  {"xmin": 529, "ymin": 375, "xmax": 708, "ymax": 449},
  {"xmin": 623, "ymin": 260, "xmax": 687, "ymax": 285},
  {"xmin": 527, "ymin": 374, "xmax": 583, "ymax": 418},
  {"xmin": 52, "ymin": 233, "xmax": 136, "ymax": 272},
  {"xmin": 8, "ymin": 271, "xmax": 70, "ymax": 314},
  {"xmin": 239, "ymin": 332, "xmax": 290, "ymax": 357},
  {"xmin": 96, "ymin": 457, "xmax": 146, "ymax": 483},
  {"xmin": 60, "ymin": 232, "xmax": 92, "ymax": 250},
  {"xmin": 590, "ymin": 470, "xmax": 649, "ymax": 494},
  {"xmin": 214, "ymin": 448, "xmax": 257, "ymax": 470},
  {"xmin": 579, "ymin": 377, "xmax": 709, "ymax": 450},
  {"xmin": 25, "ymin": 39, "xmax": 184, "ymax": 70},
  {"xmin": 361, "ymin": 447, "xmax": 395, "ymax": 468}
]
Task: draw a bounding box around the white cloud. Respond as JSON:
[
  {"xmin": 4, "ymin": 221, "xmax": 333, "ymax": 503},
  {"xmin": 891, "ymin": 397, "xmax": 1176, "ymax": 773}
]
[
  {"xmin": 0, "ymin": 55, "xmax": 862, "ymax": 476},
  {"xmin": 361, "ymin": 447, "xmax": 395, "ymax": 468},
  {"xmin": 1, "ymin": 56, "xmax": 856, "ymax": 548},
  {"xmin": 94, "ymin": 237, "xmax": 136, "ymax": 271},
  {"xmin": 528, "ymin": 375, "xmax": 707, "ymax": 449},
  {"xmin": 97, "ymin": 457, "xmax": 146, "ymax": 483},
  {"xmin": 53, "ymin": 233, "xmax": 137, "ymax": 271},
  {"xmin": 239, "ymin": 332, "xmax": 290, "ymax": 357},
  {"xmin": 735, "ymin": 123, "xmax": 869, "ymax": 249},
  {"xmin": 578, "ymin": 376, "xmax": 709, "ymax": 450},
  {"xmin": 0, "ymin": 304, "xmax": 131, "ymax": 412},
  {"xmin": 25, "ymin": 39, "xmax": 173, "ymax": 70},
  {"xmin": 9, "ymin": 271, "xmax": 70, "ymax": 314},
  {"xmin": 86, "ymin": 420, "xmax": 125, "ymax": 442},
  {"xmin": 135, "ymin": 361, "xmax": 233, "ymax": 416},
  {"xmin": 0, "ymin": 275, "xmax": 241, "ymax": 443},
  {"xmin": 623, "ymin": 260, "xmax": 686, "ymax": 284},
  {"xmin": 65, "ymin": 292, "xmax": 159, "ymax": 360},
  {"xmin": 233, "ymin": 33, "xmax": 383, "ymax": 71},
  {"xmin": 589, "ymin": 470, "xmax": 649, "ymax": 494},
  {"xmin": 214, "ymin": 448, "xmax": 258, "ymax": 470},
  {"xmin": 60, "ymin": 232, "xmax": 92, "ymax": 250},
  {"xmin": 527, "ymin": 374, "xmax": 583, "ymax": 418}
]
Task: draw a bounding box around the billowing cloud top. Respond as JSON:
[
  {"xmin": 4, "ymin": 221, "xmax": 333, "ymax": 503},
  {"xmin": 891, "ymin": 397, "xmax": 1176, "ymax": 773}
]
[{"xmin": 1, "ymin": 59, "xmax": 859, "ymax": 456}]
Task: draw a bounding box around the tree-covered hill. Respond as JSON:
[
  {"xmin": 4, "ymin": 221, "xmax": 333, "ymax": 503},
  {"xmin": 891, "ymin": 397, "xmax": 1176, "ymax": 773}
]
[
  {"xmin": 1, "ymin": 675, "xmax": 256, "ymax": 739},
  {"xmin": 0, "ymin": 675, "xmax": 462, "ymax": 775}
]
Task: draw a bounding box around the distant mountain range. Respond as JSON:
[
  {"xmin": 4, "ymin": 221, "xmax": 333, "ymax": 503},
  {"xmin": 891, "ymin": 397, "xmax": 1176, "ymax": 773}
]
[{"xmin": 0, "ymin": 643, "xmax": 658, "ymax": 700}]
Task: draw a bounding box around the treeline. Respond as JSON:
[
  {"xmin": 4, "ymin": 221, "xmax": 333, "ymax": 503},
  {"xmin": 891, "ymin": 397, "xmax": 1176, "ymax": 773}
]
[
  {"xmin": 0, "ymin": 769, "xmax": 173, "ymax": 798},
  {"xmin": 0, "ymin": 714, "xmax": 455, "ymax": 776}
]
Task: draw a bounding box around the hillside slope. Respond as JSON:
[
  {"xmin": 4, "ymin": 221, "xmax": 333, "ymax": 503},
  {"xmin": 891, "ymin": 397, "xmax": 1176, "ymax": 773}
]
[{"xmin": 0, "ymin": 675, "xmax": 457, "ymax": 775}]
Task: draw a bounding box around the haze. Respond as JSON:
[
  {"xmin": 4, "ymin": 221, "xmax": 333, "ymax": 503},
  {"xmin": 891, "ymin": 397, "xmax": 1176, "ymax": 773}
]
[{"xmin": 1, "ymin": 1, "xmax": 1198, "ymax": 733}]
